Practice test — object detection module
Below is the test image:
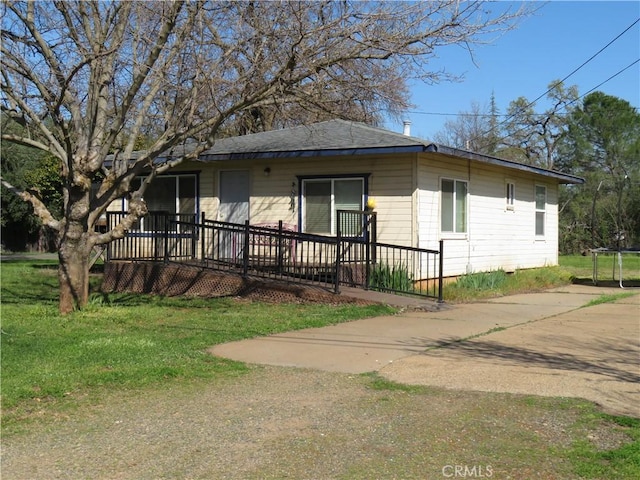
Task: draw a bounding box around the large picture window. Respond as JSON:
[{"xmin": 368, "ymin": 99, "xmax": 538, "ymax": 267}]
[
  {"xmin": 127, "ymin": 174, "xmax": 197, "ymax": 232},
  {"xmin": 302, "ymin": 177, "xmax": 364, "ymax": 235},
  {"xmin": 441, "ymin": 178, "xmax": 468, "ymax": 234},
  {"xmin": 535, "ymin": 185, "xmax": 546, "ymax": 236}
]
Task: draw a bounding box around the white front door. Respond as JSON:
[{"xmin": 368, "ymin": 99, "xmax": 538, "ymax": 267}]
[
  {"xmin": 219, "ymin": 170, "xmax": 250, "ymax": 223},
  {"xmin": 218, "ymin": 170, "xmax": 250, "ymax": 260}
]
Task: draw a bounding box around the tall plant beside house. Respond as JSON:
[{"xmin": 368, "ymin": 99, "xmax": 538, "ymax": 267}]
[{"xmin": 0, "ymin": 0, "xmax": 529, "ymax": 313}]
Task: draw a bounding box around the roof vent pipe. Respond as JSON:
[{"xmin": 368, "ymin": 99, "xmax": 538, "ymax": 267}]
[{"xmin": 403, "ymin": 120, "xmax": 411, "ymax": 136}]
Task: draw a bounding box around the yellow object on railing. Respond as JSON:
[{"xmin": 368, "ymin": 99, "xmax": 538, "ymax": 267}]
[{"xmin": 365, "ymin": 197, "xmax": 377, "ymax": 210}]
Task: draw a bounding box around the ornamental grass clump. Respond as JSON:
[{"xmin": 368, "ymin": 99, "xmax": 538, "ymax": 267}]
[{"xmin": 369, "ymin": 263, "xmax": 414, "ymax": 293}]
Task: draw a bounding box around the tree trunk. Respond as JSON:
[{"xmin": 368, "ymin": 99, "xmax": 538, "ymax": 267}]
[{"xmin": 58, "ymin": 228, "xmax": 93, "ymax": 315}]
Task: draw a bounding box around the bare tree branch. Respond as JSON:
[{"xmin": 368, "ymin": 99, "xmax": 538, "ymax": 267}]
[
  {"xmin": 1, "ymin": 177, "xmax": 60, "ymax": 230},
  {"xmin": 1, "ymin": 0, "xmax": 531, "ymax": 312}
]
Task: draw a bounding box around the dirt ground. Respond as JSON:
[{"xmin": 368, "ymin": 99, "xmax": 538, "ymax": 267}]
[{"xmin": 1, "ymin": 365, "xmax": 634, "ymax": 480}]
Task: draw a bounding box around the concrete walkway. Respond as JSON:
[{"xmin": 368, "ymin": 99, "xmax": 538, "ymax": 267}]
[{"xmin": 211, "ymin": 284, "xmax": 640, "ymax": 417}]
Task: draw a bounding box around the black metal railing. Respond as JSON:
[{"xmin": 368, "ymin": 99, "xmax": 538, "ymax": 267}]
[
  {"xmin": 337, "ymin": 209, "xmax": 376, "ymax": 240},
  {"xmin": 198, "ymin": 219, "xmax": 342, "ymax": 291},
  {"xmin": 105, "ymin": 211, "xmax": 197, "ymax": 262},
  {"xmin": 370, "ymin": 241, "xmax": 443, "ymax": 300},
  {"xmin": 105, "ymin": 211, "xmax": 444, "ymax": 301}
]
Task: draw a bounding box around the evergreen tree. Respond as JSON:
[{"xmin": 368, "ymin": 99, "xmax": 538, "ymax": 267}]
[{"xmin": 559, "ymin": 92, "xmax": 640, "ymax": 251}]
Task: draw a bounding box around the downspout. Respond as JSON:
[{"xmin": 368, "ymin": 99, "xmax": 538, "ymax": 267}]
[
  {"xmin": 467, "ymin": 158, "xmax": 472, "ymax": 273},
  {"xmin": 412, "ymin": 153, "xmax": 419, "ymax": 249}
]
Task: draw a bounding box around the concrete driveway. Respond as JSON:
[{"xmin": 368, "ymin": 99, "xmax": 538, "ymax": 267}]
[{"xmin": 211, "ymin": 284, "xmax": 640, "ymax": 417}]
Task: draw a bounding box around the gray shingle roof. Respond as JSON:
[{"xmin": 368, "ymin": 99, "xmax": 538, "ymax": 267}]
[
  {"xmin": 200, "ymin": 119, "xmax": 429, "ymax": 158},
  {"xmin": 197, "ymin": 119, "xmax": 583, "ymax": 184}
]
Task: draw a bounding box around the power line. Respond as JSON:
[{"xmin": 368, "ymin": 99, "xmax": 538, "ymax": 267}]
[
  {"xmin": 475, "ymin": 58, "xmax": 640, "ymax": 154},
  {"xmin": 406, "ymin": 18, "xmax": 640, "ymax": 121},
  {"xmin": 407, "ymin": 55, "xmax": 639, "ymax": 121},
  {"xmin": 576, "ymin": 58, "xmax": 640, "ymax": 101},
  {"xmin": 522, "ymin": 17, "xmax": 639, "ymax": 113},
  {"xmin": 406, "ymin": 110, "xmax": 571, "ymax": 118},
  {"xmin": 462, "ymin": 16, "xmax": 640, "ymax": 147}
]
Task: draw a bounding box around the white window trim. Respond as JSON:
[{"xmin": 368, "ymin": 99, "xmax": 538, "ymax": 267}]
[
  {"xmin": 535, "ymin": 184, "xmax": 547, "ymax": 238},
  {"xmin": 506, "ymin": 180, "xmax": 516, "ymax": 211},
  {"xmin": 301, "ymin": 177, "xmax": 365, "ymax": 235},
  {"xmin": 440, "ymin": 177, "xmax": 469, "ymax": 238}
]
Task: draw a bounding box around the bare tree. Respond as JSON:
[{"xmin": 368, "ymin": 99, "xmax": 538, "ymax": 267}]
[
  {"xmin": 1, "ymin": 0, "xmax": 528, "ymax": 313},
  {"xmin": 501, "ymin": 81, "xmax": 579, "ymax": 169},
  {"xmin": 432, "ymin": 100, "xmax": 495, "ymax": 152}
]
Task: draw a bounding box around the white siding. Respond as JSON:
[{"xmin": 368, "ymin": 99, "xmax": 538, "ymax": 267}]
[
  {"xmin": 417, "ymin": 154, "xmax": 560, "ymax": 277},
  {"xmin": 106, "ymin": 152, "xmax": 563, "ymax": 278}
]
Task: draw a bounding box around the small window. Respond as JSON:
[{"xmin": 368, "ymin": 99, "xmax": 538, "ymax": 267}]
[
  {"xmin": 441, "ymin": 178, "xmax": 468, "ymax": 234},
  {"xmin": 506, "ymin": 182, "xmax": 515, "ymax": 210},
  {"xmin": 302, "ymin": 177, "xmax": 364, "ymax": 235},
  {"xmin": 535, "ymin": 185, "xmax": 546, "ymax": 236}
]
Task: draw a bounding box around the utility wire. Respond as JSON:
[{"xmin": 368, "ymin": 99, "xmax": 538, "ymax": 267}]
[
  {"xmin": 476, "ymin": 58, "xmax": 640, "ymax": 157},
  {"xmin": 404, "ymin": 18, "xmax": 639, "ymax": 128},
  {"xmin": 518, "ymin": 17, "xmax": 639, "ymax": 115},
  {"xmin": 575, "ymin": 58, "xmax": 640, "ymax": 102},
  {"xmin": 505, "ymin": 58, "xmax": 640, "ymax": 123},
  {"xmin": 406, "ymin": 110, "xmax": 569, "ymax": 118},
  {"xmin": 463, "ymin": 17, "xmax": 640, "ymax": 148}
]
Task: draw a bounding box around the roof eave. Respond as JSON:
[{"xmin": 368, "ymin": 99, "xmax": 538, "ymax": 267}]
[
  {"xmin": 432, "ymin": 145, "xmax": 585, "ymax": 185},
  {"xmin": 198, "ymin": 144, "xmax": 426, "ymax": 161}
]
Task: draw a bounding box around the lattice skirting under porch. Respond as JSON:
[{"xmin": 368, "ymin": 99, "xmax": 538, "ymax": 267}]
[{"xmin": 102, "ymin": 261, "xmax": 373, "ymax": 305}]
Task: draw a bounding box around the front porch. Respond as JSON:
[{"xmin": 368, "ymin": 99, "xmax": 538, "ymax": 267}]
[{"xmin": 104, "ymin": 211, "xmax": 444, "ymax": 302}]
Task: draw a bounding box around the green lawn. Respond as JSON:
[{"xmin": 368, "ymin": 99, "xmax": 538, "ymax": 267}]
[
  {"xmin": 443, "ymin": 265, "xmax": 572, "ymax": 302},
  {"xmin": 560, "ymin": 253, "xmax": 640, "ymax": 283},
  {"xmin": 2, "ymin": 259, "xmax": 639, "ymax": 478},
  {"xmin": 0, "ymin": 260, "xmax": 394, "ymax": 426},
  {"xmin": 4, "ymin": 255, "xmax": 635, "ymax": 415},
  {"xmin": 443, "ymin": 254, "xmax": 640, "ymax": 303}
]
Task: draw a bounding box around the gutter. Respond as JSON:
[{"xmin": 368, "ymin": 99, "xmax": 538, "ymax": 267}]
[{"xmin": 426, "ymin": 144, "xmax": 585, "ymax": 185}]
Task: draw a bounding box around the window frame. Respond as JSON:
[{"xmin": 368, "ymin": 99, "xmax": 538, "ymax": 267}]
[
  {"xmin": 506, "ymin": 181, "xmax": 516, "ymax": 211},
  {"xmin": 298, "ymin": 174, "xmax": 369, "ymax": 235},
  {"xmin": 440, "ymin": 177, "xmax": 468, "ymax": 236},
  {"xmin": 121, "ymin": 172, "xmax": 199, "ymax": 233},
  {"xmin": 534, "ymin": 184, "xmax": 546, "ymax": 237}
]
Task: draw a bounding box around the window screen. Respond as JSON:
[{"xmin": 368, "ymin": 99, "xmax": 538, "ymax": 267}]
[
  {"xmin": 302, "ymin": 177, "xmax": 364, "ymax": 234},
  {"xmin": 535, "ymin": 185, "xmax": 546, "ymax": 236},
  {"xmin": 441, "ymin": 179, "xmax": 467, "ymax": 233}
]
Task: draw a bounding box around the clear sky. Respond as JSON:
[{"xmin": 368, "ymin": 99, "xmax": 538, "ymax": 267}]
[{"xmin": 385, "ymin": 1, "xmax": 640, "ymax": 140}]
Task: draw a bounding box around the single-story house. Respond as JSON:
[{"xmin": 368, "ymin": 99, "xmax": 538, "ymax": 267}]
[{"xmin": 112, "ymin": 119, "xmax": 584, "ymax": 277}]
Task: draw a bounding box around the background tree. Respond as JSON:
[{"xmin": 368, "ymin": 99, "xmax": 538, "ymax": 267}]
[
  {"xmin": 432, "ymin": 92, "xmax": 501, "ymax": 156},
  {"xmin": 1, "ymin": 117, "xmax": 62, "ymax": 251},
  {"xmin": 558, "ymin": 92, "xmax": 640, "ymax": 252},
  {"xmin": 432, "ymin": 100, "xmax": 495, "ymax": 152},
  {"xmin": 1, "ymin": 0, "xmax": 527, "ymax": 313},
  {"xmin": 501, "ymin": 81, "xmax": 579, "ymax": 169},
  {"xmin": 485, "ymin": 91, "xmax": 501, "ymax": 156},
  {"xmin": 434, "ymin": 81, "xmax": 579, "ymax": 165}
]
